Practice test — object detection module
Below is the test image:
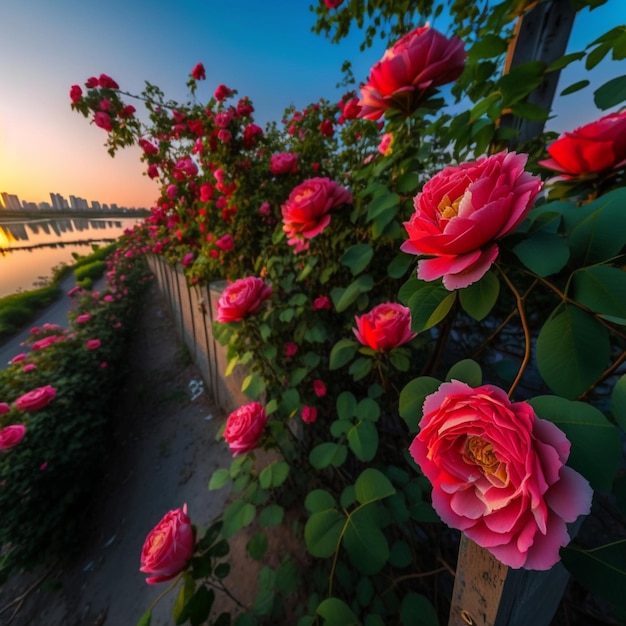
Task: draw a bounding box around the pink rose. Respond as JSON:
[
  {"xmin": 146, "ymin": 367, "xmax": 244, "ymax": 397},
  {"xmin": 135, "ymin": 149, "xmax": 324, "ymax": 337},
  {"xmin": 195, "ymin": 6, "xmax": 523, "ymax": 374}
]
[
  {"xmin": 86, "ymin": 339, "xmax": 101, "ymax": 350},
  {"xmin": 538, "ymin": 110, "xmax": 626, "ymax": 177},
  {"xmin": 166, "ymin": 184, "xmax": 178, "ymax": 199},
  {"xmin": 324, "ymin": 0, "xmax": 343, "ymax": 7},
  {"xmin": 0, "ymin": 403, "xmax": 9, "ymax": 414},
  {"xmin": 70, "ymin": 85, "xmax": 82, "ymax": 104},
  {"xmin": 214, "ymin": 84, "xmax": 232, "ymax": 102},
  {"xmin": 191, "ymin": 62, "xmax": 206, "ymax": 80},
  {"xmin": 410, "ymin": 380, "xmax": 593, "ymax": 570},
  {"xmin": 10, "ymin": 354, "xmax": 26, "ymax": 364},
  {"xmin": 223, "ymin": 402, "xmax": 267, "ymax": 456},
  {"xmin": 354, "ymin": 302, "xmax": 416, "ymax": 351},
  {"xmin": 302, "ymin": 406, "xmax": 318, "ymax": 424},
  {"xmin": 182, "ymin": 253, "xmax": 194, "ymax": 267},
  {"xmin": 313, "ymin": 295, "xmax": 332, "ymax": 311},
  {"xmin": 281, "ymin": 177, "xmax": 352, "ymax": 250},
  {"xmin": 76, "ymin": 314, "xmax": 91, "ymax": 323},
  {"xmin": 243, "ymin": 124, "xmax": 263, "ymax": 149},
  {"xmin": 0, "ymin": 425, "xmax": 26, "ymax": 450},
  {"xmin": 139, "ymin": 138, "xmax": 159, "ymax": 155},
  {"xmin": 85, "ymin": 76, "xmax": 99, "ymax": 88},
  {"xmin": 401, "ymin": 151, "xmax": 542, "ymax": 290},
  {"xmin": 94, "ymin": 112, "xmax": 113, "ymax": 132},
  {"xmin": 270, "ymin": 153, "xmax": 298, "ymax": 176},
  {"xmin": 22, "ymin": 364, "xmax": 37, "ymax": 373},
  {"xmin": 199, "ymin": 183, "xmax": 214, "ymax": 202},
  {"xmin": 140, "ymin": 504, "xmax": 194, "ymax": 584},
  {"xmin": 68, "ymin": 286, "xmax": 82, "ymax": 296},
  {"xmin": 313, "ymin": 379, "xmax": 327, "ymax": 398},
  {"xmin": 378, "ymin": 132, "xmax": 394, "ymax": 156},
  {"xmin": 216, "ymin": 277, "xmax": 272, "ymax": 323},
  {"xmin": 215, "ymin": 234, "xmax": 234, "ymax": 251},
  {"xmin": 284, "ymin": 342, "xmax": 298, "ymax": 357},
  {"xmin": 358, "ymin": 25, "xmax": 466, "ymax": 120},
  {"xmin": 15, "ymin": 386, "xmax": 56, "ymax": 412},
  {"xmin": 98, "ymin": 74, "xmax": 119, "ymax": 89},
  {"xmin": 258, "ymin": 202, "xmax": 271, "ymax": 216},
  {"xmin": 319, "ymin": 119, "xmax": 334, "ymax": 137}
]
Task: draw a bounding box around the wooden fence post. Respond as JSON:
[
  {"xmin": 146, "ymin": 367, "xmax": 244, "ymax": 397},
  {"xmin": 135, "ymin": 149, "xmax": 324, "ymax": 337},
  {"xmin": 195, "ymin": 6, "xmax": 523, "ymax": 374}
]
[{"xmin": 499, "ymin": 0, "xmax": 576, "ymax": 147}]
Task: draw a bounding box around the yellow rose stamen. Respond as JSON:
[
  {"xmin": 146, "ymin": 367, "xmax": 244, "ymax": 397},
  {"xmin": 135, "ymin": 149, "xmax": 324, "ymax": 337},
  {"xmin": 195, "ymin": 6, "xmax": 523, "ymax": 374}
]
[
  {"xmin": 438, "ymin": 193, "xmax": 462, "ymax": 220},
  {"xmin": 464, "ymin": 436, "xmax": 508, "ymax": 485}
]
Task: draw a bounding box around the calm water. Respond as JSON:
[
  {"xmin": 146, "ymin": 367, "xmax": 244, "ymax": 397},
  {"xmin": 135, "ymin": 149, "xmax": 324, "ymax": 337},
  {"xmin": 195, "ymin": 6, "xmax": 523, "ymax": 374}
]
[{"xmin": 0, "ymin": 216, "xmax": 142, "ymax": 297}]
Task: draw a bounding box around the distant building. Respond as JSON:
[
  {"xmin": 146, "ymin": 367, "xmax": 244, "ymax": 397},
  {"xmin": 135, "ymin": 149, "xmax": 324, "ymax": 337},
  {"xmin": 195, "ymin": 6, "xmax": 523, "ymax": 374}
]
[
  {"xmin": 1, "ymin": 192, "xmax": 21, "ymax": 210},
  {"xmin": 69, "ymin": 195, "xmax": 89, "ymax": 210},
  {"xmin": 50, "ymin": 192, "xmax": 67, "ymax": 210},
  {"xmin": 91, "ymin": 200, "xmax": 101, "ymax": 210},
  {"xmin": 38, "ymin": 202, "xmax": 52, "ymax": 210}
]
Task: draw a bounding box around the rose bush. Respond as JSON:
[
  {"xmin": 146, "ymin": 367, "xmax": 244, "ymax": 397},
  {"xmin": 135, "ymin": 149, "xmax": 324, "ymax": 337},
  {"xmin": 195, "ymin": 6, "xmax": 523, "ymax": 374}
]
[
  {"xmin": 222, "ymin": 401, "xmax": 267, "ymax": 456},
  {"xmin": 353, "ymin": 302, "xmax": 416, "ymax": 351},
  {"xmin": 358, "ymin": 25, "xmax": 466, "ymax": 120},
  {"xmin": 140, "ymin": 503, "xmax": 195, "ymax": 584},
  {"xmin": 409, "ymin": 380, "xmax": 593, "ymax": 570},
  {"xmin": 539, "ymin": 109, "xmax": 626, "ymax": 178},
  {"xmin": 401, "ymin": 151, "xmax": 542, "ymax": 290},
  {"xmin": 216, "ymin": 277, "xmax": 273, "ymax": 323},
  {"xmin": 0, "ymin": 425, "xmax": 26, "ymax": 451}
]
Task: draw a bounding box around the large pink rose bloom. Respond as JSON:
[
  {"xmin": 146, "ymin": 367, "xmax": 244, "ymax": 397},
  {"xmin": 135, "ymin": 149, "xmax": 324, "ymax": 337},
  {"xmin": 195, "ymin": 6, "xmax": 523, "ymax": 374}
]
[
  {"xmin": 538, "ymin": 110, "xmax": 626, "ymax": 177},
  {"xmin": 354, "ymin": 302, "xmax": 416, "ymax": 351},
  {"xmin": 0, "ymin": 424, "xmax": 26, "ymax": 450},
  {"xmin": 216, "ymin": 277, "xmax": 272, "ymax": 323},
  {"xmin": 358, "ymin": 25, "xmax": 466, "ymax": 121},
  {"xmin": 401, "ymin": 151, "xmax": 542, "ymax": 290},
  {"xmin": 410, "ymin": 380, "xmax": 593, "ymax": 570},
  {"xmin": 223, "ymin": 402, "xmax": 267, "ymax": 456},
  {"xmin": 140, "ymin": 503, "xmax": 194, "ymax": 584},
  {"xmin": 14, "ymin": 386, "xmax": 56, "ymax": 412},
  {"xmin": 281, "ymin": 177, "xmax": 352, "ymax": 251}
]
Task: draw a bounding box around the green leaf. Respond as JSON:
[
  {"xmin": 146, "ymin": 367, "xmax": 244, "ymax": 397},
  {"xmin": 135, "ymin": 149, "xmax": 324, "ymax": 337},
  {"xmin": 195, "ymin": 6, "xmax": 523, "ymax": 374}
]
[
  {"xmin": 396, "ymin": 171, "xmax": 421, "ymax": 194},
  {"xmin": 305, "ymin": 509, "xmax": 345, "ymax": 558},
  {"xmin": 400, "ymin": 592, "xmax": 439, "ymax": 626},
  {"xmin": 344, "ymin": 507, "xmax": 389, "ymax": 575},
  {"xmin": 366, "ymin": 192, "xmax": 400, "ymax": 221},
  {"xmin": 389, "ymin": 540, "xmax": 412, "ymax": 568},
  {"xmin": 572, "ymin": 266, "xmax": 626, "ymax": 323},
  {"xmin": 259, "ymin": 461, "xmax": 290, "ymax": 490},
  {"xmin": 399, "ymin": 377, "xmax": 441, "ymax": 433},
  {"xmin": 513, "ymin": 231, "xmax": 570, "ymax": 276},
  {"xmin": 279, "ymin": 388, "xmax": 300, "ymax": 415},
  {"xmin": 208, "ymin": 468, "xmax": 231, "ymax": 490},
  {"xmin": 337, "ymin": 391, "xmax": 357, "ymax": 420},
  {"xmin": 329, "ymin": 339, "xmax": 359, "ymax": 370},
  {"xmin": 355, "ymin": 468, "xmax": 396, "ymax": 505},
  {"xmin": 469, "ymin": 91, "xmax": 501, "ymax": 122},
  {"xmin": 349, "ymin": 357, "xmax": 373, "ymax": 381},
  {"xmin": 536, "ymin": 305, "xmax": 610, "ymax": 399},
  {"xmin": 561, "ymin": 541, "xmax": 626, "ymax": 611},
  {"xmin": 594, "ymin": 75, "xmax": 626, "ymax": 109},
  {"xmin": 316, "ymin": 598, "xmax": 360, "ymax": 626},
  {"xmin": 546, "ymin": 51, "xmax": 586, "ymax": 72},
  {"xmin": 259, "ymin": 504, "xmax": 284, "ymax": 527},
  {"xmin": 137, "ymin": 610, "xmax": 152, "ymax": 626},
  {"xmin": 387, "ymin": 253, "xmax": 414, "ymax": 279},
  {"xmin": 355, "ymin": 397, "xmax": 380, "ymax": 422},
  {"xmin": 207, "ymin": 539, "xmax": 229, "ymax": 558},
  {"xmin": 341, "ymin": 244, "xmax": 374, "ymax": 275},
  {"xmin": 529, "ymin": 396, "xmax": 621, "ymax": 490},
  {"xmin": 305, "ymin": 489, "xmax": 336, "ymax": 513},
  {"xmin": 458, "ymin": 270, "xmax": 499, "ymax": 321},
  {"xmin": 186, "ymin": 586, "xmax": 214, "ymax": 626},
  {"xmin": 498, "ymin": 61, "xmax": 545, "ymax": 106},
  {"xmin": 333, "ymin": 274, "xmax": 374, "ymax": 312},
  {"xmin": 347, "ymin": 420, "xmax": 379, "ymax": 461},
  {"xmin": 611, "ymin": 373, "xmax": 626, "ymax": 432},
  {"xmin": 560, "ymin": 79, "xmax": 590, "ymax": 96},
  {"xmin": 469, "ymin": 34, "xmax": 508, "ymax": 59},
  {"xmin": 389, "ymin": 348, "xmax": 410, "ymax": 371},
  {"xmin": 310, "ymin": 442, "xmax": 348, "ymax": 469},
  {"xmin": 247, "ymin": 531, "xmax": 268, "ymax": 560},
  {"xmin": 445, "ymin": 359, "xmax": 482, "ymax": 387},
  {"xmin": 402, "ymin": 281, "xmax": 456, "ymax": 332},
  {"xmin": 222, "ymin": 501, "xmax": 256, "ymax": 538},
  {"xmin": 241, "ymin": 373, "xmax": 265, "ymax": 400},
  {"xmin": 356, "ymin": 576, "xmax": 374, "ymax": 607},
  {"xmin": 289, "ymin": 367, "xmax": 308, "ymax": 387}
]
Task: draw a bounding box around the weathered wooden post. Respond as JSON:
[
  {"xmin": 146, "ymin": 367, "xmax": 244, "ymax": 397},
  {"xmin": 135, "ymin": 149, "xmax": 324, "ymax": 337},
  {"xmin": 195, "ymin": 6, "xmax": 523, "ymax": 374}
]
[{"xmin": 499, "ymin": 0, "xmax": 576, "ymax": 147}]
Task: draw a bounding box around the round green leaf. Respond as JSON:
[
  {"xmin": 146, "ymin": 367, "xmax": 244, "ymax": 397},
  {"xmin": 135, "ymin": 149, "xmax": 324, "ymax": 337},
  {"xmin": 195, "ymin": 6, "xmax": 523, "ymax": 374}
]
[
  {"xmin": 305, "ymin": 489, "xmax": 336, "ymax": 513},
  {"xmin": 259, "ymin": 504, "xmax": 284, "ymax": 527},
  {"xmin": 529, "ymin": 395, "xmax": 621, "ymax": 490},
  {"xmin": 445, "ymin": 359, "xmax": 483, "ymax": 387},
  {"xmin": 458, "ymin": 270, "xmax": 500, "ymax": 320},
  {"xmin": 329, "ymin": 339, "xmax": 359, "ymax": 370},
  {"xmin": 594, "ymin": 74, "xmax": 626, "ymax": 110},
  {"xmin": 401, "ymin": 592, "xmax": 439, "ymax": 626},
  {"xmin": 399, "ymin": 377, "xmax": 441, "ymax": 433},
  {"xmin": 347, "ymin": 420, "xmax": 379, "ymax": 462},
  {"xmin": 355, "ymin": 397, "xmax": 380, "ymax": 422},
  {"xmin": 309, "ymin": 442, "xmax": 348, "ymax": 469},
  {"xmin": 222, "ymin": 501, "xmax": 256, "ymax": 538},
  {"xmin": 259, "ymin": 461, "xmax": 290, "ymax": 490},
  {"xmin": 536, "ymin": 305, "xmax": 610, "ymax": 399},
  {"xmin": 513, "ymin": 231, "xmax": 570, "ymax": 277},
  {"xmin": 305, "ymin": 510, "xmax": 345, "ymax": 558},
  {"xmin": 355, "ymin": 468, "xmax": 396, "ymax": 505},
  {"xmin": 316, "ymin": 598, "xmax": 359, "ymax": 626},
  {"xmin": 387, "ymin": 253, "xmax": 414, "ymax": 279},
  {"xmin": 572, "ymin": 265, "xmax": 626, "ymax": 323},
  {"xmin": 247, "ymin": 531, "xmax": 268, "ymax": 560},
  {"xmin": 208, "ymin": 468, "xmax": 230, "ymax": 490},
  {"xmin": 344, "ymin": 507, "xmax": 389, "ymax": 575},
  {"xmin": 337, "ymin": 391, "xmax": 357, "ymax": 420},
  {"xmin": 341, "ymin": 244, "xmax": 374, "ymax": 275}
]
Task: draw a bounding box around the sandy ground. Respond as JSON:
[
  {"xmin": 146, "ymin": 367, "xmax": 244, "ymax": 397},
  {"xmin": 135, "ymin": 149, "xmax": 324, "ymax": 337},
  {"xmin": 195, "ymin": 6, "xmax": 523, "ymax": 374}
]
[{"xmin": 0, "ymin": 285, "xmax": 236, "ymax": 625}]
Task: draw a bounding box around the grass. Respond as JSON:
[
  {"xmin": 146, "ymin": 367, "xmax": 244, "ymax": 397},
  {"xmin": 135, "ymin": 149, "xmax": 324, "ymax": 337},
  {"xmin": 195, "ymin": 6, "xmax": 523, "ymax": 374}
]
[{"xmin": 0, "ymin": 242, "xmax": 117, "ymax": 345}]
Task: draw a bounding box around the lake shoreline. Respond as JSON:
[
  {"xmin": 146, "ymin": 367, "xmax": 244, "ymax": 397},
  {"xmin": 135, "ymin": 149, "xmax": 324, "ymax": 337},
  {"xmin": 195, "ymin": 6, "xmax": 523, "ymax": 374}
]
[{"xmin": 0, "ymin": 208, "xmax": 149, "ymax": 223}]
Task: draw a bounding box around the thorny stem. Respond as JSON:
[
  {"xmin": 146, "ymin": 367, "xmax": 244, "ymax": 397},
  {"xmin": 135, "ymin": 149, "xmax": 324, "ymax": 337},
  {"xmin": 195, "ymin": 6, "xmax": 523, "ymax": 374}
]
[{"xmin": 495, "ymin": 264, "xmax": 531, "ymax": 398}]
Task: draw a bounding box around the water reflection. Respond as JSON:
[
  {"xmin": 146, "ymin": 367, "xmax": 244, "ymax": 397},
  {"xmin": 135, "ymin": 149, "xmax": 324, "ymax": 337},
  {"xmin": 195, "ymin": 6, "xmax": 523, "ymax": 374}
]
[{"xmin": 0, "ymin": 218, "xmax": 125, "ymax": 252}]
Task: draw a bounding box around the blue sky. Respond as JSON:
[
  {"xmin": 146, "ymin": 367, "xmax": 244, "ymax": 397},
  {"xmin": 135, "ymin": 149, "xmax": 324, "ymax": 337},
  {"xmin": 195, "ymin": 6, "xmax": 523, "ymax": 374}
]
[{"xmin": 0, "ymin": 0, "xmax": 624, "ymax": 209}]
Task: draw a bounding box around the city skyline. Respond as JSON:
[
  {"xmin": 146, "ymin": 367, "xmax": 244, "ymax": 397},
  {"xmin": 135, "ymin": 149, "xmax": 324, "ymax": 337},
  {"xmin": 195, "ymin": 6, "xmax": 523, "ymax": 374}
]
[{"xmin": 0, "ymin": 190, "xmax": 146, "ymax": 213}]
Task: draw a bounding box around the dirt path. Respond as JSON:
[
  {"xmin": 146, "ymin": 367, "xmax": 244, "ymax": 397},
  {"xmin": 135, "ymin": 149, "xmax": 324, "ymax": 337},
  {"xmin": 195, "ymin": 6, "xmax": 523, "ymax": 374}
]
[{"xmin": 0, "ymin": 285, "xmax": 233, "ymax": 625}]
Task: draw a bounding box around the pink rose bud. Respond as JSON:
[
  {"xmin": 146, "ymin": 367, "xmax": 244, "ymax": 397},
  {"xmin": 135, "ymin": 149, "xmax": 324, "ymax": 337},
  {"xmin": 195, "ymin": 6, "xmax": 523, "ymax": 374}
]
[
  {"xmin": 302, "ymin": 406, "xmax": 318, "ymax": 424},
  {"xmin": 0, "ymin": 424, "xmax": 26, "ymax": 450},
  {"xmin": 354, "ymin": 302, "xmax": 416, "ymax": 351},
  {"xmin": 223, "ymin": 402, "xmax": 267, "ymax": 456}
]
